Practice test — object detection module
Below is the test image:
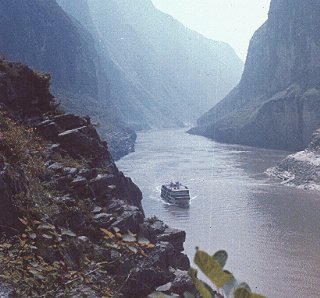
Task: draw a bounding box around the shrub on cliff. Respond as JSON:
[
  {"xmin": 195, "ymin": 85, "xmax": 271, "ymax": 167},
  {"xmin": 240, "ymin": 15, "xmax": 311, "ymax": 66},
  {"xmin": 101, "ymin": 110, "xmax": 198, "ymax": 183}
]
[{"xmin": 0, "ymin": 111, "xmax": 45, "ymax": 175}]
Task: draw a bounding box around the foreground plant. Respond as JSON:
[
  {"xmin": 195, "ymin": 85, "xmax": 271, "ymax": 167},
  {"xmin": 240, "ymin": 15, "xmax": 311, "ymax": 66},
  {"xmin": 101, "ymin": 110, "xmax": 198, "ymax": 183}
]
[
  {"xmin": 189, "ymin": 248, "xmax": 266, "ymax": 298},
  {"xmin": 149, "ymin": 248, "xmax": 266, "ymax": 298}
]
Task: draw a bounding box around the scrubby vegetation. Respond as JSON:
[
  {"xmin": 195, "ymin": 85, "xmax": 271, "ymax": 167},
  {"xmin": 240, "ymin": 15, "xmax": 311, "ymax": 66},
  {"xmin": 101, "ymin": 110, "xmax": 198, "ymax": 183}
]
[
  {"xmin": 0, "ymin": 59, "xmax": 192, "ymax": 297},
  {"xmin": 0, "ymin": 218, "xmax": 117, "ymax": 297},
  {"xmin": 0, "ymin": 112, "xmax": 132, "ymax": 296},
  {"xmin": 0, "ymin": 111, "xmax": 45, "ymax": 174},
  {"xmin": 0, "ymin": 111, "xmax": 53, "ymax": 213}
]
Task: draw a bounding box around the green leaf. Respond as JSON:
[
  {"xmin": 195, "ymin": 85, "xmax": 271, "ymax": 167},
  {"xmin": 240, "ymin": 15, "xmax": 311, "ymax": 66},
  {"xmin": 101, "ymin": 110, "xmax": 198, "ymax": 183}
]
[
  {"xmin": 233, "ymin": 282, "xmax": 266, "ymax": 298},
  {"xmin": 213, "ymin": 250, "xmax": 228, "ymax": 268},
  {"xmin": 194, "ymin": 249, "xmax": 232, "ymax": 288},
  {"xmin": 223, "ymin": 270, "xmax": 237, "ymax": 298},
  {"xmin": 189, "ymin": 268, "xmax": 215, "ymax": 298},
  {"xmin": 233, "ymin": 282, "xmax": 251, "ymax": 298}
]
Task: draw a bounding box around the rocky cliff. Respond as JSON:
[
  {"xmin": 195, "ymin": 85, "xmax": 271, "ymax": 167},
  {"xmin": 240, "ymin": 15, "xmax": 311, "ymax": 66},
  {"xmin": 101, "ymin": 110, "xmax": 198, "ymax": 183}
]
[
  {"xmin": 0, "ymin": 59, "xmax": 194, "ymax": 297},
  {"xmin": 0, "ymin": 0, "xmax": 138, "ymax": 160},
  {"xmin": 190, "ymin": 0, "xmax": 320, "ymax": 152},
  {"xmin": 267, "ymin": 128, "xmax": 320, "ymax": 190}
]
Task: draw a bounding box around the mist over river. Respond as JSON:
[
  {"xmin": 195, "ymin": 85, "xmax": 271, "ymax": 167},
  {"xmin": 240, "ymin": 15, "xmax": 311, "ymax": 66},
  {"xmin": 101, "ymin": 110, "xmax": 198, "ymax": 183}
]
[{"xmin": 117, "ymin": 128, "xmax": 320, "ymax": 298}]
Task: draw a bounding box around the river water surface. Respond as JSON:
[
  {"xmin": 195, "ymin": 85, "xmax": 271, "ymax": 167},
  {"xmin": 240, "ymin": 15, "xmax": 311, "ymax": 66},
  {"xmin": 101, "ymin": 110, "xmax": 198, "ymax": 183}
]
[{"xmin": 116, "ymin": 129, "xmax": 320, "ymax": 298}]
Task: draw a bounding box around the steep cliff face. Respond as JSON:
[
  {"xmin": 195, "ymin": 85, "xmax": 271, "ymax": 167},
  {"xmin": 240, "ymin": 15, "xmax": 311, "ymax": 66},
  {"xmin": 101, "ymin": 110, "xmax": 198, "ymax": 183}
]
[
  {"xmin": 58, "ymin": 0, "xmax": 243, "ymax": 128},
  {"xmin": 191, "ymin": 0, "xmax": 320, "ymax": 151},
  {"xmin": 0, "ymin": 59, "xmax": 193, "ymax": 297},
  {"xmin": 55, "ymin": 0, "xmax": 155, "ymax": 131},
  {"xmin": 0, "ymin": 0, "xmax": 138, "ymax": 160},
  {"xmin": 0, "ymin": 0, "xmax": 97, "ymax": 98}
]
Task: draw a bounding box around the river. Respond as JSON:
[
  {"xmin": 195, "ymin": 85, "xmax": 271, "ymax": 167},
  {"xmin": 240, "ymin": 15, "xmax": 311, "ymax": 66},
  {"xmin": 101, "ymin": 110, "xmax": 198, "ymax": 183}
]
[{"xmin": 116, "ymin": 128, "xmax": 320, "ymax": 298}]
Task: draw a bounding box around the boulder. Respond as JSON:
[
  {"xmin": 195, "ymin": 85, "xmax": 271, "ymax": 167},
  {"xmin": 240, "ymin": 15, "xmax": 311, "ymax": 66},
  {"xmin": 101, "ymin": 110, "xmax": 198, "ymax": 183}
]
[
  {"xmin": 89, "ymin": 174, "xmax": 115, "ymax": 199},
  {"xmin": 58, "ymin": 126, "xmax": 110, "ymax": 166},
  {"xmin": 48, "ymin": 162, "xmax": 64, "ymax": 172},
  {"xmin": 115, "ymin": 172, "xmax": 143, "ymax": 212},
  {"xmin": 140, "ymin": 219, "xmax": 167, "ymax": 242},
  {"xmin": 173, "ymin": 253, "xmax": 190, "ymax": 271},
  {"xmin": 92, "ymin": 213, "xmax": 116, "ymax": 228},
  {"xmin": 52, "ymin": 113, "xmax": 88, "ymax": 130},
  {"xmin": 62, "ymin": 167, "xmax": 78, "ymax": 176},
  {"xmin": 169, "ymin": 270, "xmax": 197, "ymax": 296},
  {"xmin": 157, "ymin": 227, "xmax": 186, "ymax": 252},
  {"xmin": 122, "ymin": 266, "xmax": 174, "ymax": 298},
  {"xmin": 79, "ymin": 168, "xmax": 97, "ymax": 180},
  {"xmin": 35, "ymin": 120, "xmax": 60, "ymax": 140},
  {"xmin": 120, "ymin": 243, "xmax": 179, "ymax": 297},
  {"xmin": 111, "ymin": 209, "xmax": 144, "ymax": 234},
  {"xmin": 70, "ymin": 176, "xmax": 87, "ymax": 188}
]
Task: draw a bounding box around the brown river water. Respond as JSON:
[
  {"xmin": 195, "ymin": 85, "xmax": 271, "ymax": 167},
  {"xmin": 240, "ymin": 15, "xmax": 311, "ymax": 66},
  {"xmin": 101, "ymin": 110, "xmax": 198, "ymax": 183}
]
[{"xmin": 117, "ymin": 128, "xmax": 320, "ymax": 298}]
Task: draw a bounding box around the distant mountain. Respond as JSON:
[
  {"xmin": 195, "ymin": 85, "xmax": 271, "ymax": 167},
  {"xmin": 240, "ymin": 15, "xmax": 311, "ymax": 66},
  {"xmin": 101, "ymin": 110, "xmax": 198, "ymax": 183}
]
[
  {"xmin": 191, "ymin": 0, "xmax": 320, "ymax": 151},
  {"xmin": 0, "ymin": 0, "xmax": 97, "ymax": 99},
  {"xmin": 0, "ymin": 0, "xmax": 243, "ymax": 158},
  {"xmin": 0, "ymin": 0, "xmax": 136, "ymax": 159},
  {"xmin": 58, "ymin": 0, "xmax": 243, "ymax": 128}
]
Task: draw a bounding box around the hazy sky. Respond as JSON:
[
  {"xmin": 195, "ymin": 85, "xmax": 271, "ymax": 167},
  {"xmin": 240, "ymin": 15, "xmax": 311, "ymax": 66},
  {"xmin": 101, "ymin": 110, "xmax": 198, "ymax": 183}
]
[{"xmin": 152, "ymin": 0, "xmax": 271, "ymax": 60}]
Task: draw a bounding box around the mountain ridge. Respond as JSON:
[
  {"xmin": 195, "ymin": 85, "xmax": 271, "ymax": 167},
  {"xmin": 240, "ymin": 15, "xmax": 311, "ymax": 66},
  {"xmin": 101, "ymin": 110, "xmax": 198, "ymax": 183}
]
[
  {"xmin": 0, "ymin": 0, "xmax": 243, "ymax": 159},
  {"xmin": 0, "ymin": 0, "xmax": 138, "ymax": 160},
  {"xmin": 60, "ymin": 0, "xmax": 243, "ymax": 127},
  {"xmin": 190, "ymin": 0, "xmax": 320, "ymax": 152}
]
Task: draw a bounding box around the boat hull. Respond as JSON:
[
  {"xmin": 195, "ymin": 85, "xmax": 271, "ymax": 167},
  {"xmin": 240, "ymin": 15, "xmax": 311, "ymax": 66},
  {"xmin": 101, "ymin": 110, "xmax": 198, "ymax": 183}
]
[{"xmin": 161, "ymin": 184, "xmax": 190, "ymax": 207}]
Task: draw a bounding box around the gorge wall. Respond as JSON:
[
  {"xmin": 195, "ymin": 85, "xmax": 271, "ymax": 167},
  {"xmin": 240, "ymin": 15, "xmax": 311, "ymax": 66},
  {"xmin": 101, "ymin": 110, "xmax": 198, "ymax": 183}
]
[
  {"xmin": 0, "ymin": 0, "xmax": 137, "ymax": 160},
  {"xmin": 85, "ymin": 0, "xmax": 243, "ymax": 125},
  {"xmin": 190, "ymin": 0, "xmax": 320, "ymax": 152},
  {"xmin": 0, "ymin": 58, "xmax": 195, "ymax": 297},
  {"xmin": 0, "ymin": 0, "xmax": 243, "ymax": 160}
]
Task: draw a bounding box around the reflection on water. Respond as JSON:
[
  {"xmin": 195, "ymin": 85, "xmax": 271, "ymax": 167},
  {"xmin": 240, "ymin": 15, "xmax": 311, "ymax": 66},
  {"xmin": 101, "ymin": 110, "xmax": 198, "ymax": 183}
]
[{"xmin": 117, "ymin": 128, "xmax": 320, "ymax": 298}]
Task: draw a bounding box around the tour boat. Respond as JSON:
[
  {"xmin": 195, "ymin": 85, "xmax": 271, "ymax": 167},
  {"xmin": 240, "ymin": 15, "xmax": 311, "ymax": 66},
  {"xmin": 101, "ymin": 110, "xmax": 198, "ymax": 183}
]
[{"xmin": 161, "ymin": 181, "xmax": 190, "ymax": 207}]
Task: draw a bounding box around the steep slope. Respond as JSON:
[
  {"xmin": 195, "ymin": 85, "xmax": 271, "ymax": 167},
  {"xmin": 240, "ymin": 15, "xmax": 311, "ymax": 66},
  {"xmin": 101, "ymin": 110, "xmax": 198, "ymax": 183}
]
[
  {"xmin": 115, "ymin": 0, "xmax": 242, "ymax": 114},
  {"xmin": 0, "ymin": 58, "xmax": 194, "ymax": 297},
  {"xmin": 55, "ymin": 0, "xmax": 161, "ymax": 130},
  {"xmin": 0, "ymin": 0, "xmax": 97, "ymax": 98},
  {"xmin": 58, "ymin": 0, "xmax": 243, "ymax": 127},
  {"xmin": 191, "ymin": 0, "xmax": 320, "ymax": 151},
  {"xmin": 0, "ymin": 0, "xmax": 137, "ymax": 160}
]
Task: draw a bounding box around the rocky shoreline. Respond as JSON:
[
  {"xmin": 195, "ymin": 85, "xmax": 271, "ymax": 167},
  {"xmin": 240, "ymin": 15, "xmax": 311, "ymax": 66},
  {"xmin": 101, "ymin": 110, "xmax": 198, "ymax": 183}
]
[
  {"xmin": 0, "ymin": 59, "xmax": 195, "ymax": 297},
  {"xmin": 267, "ymin": 129, "xmax": 320, "ymax": 191}
]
